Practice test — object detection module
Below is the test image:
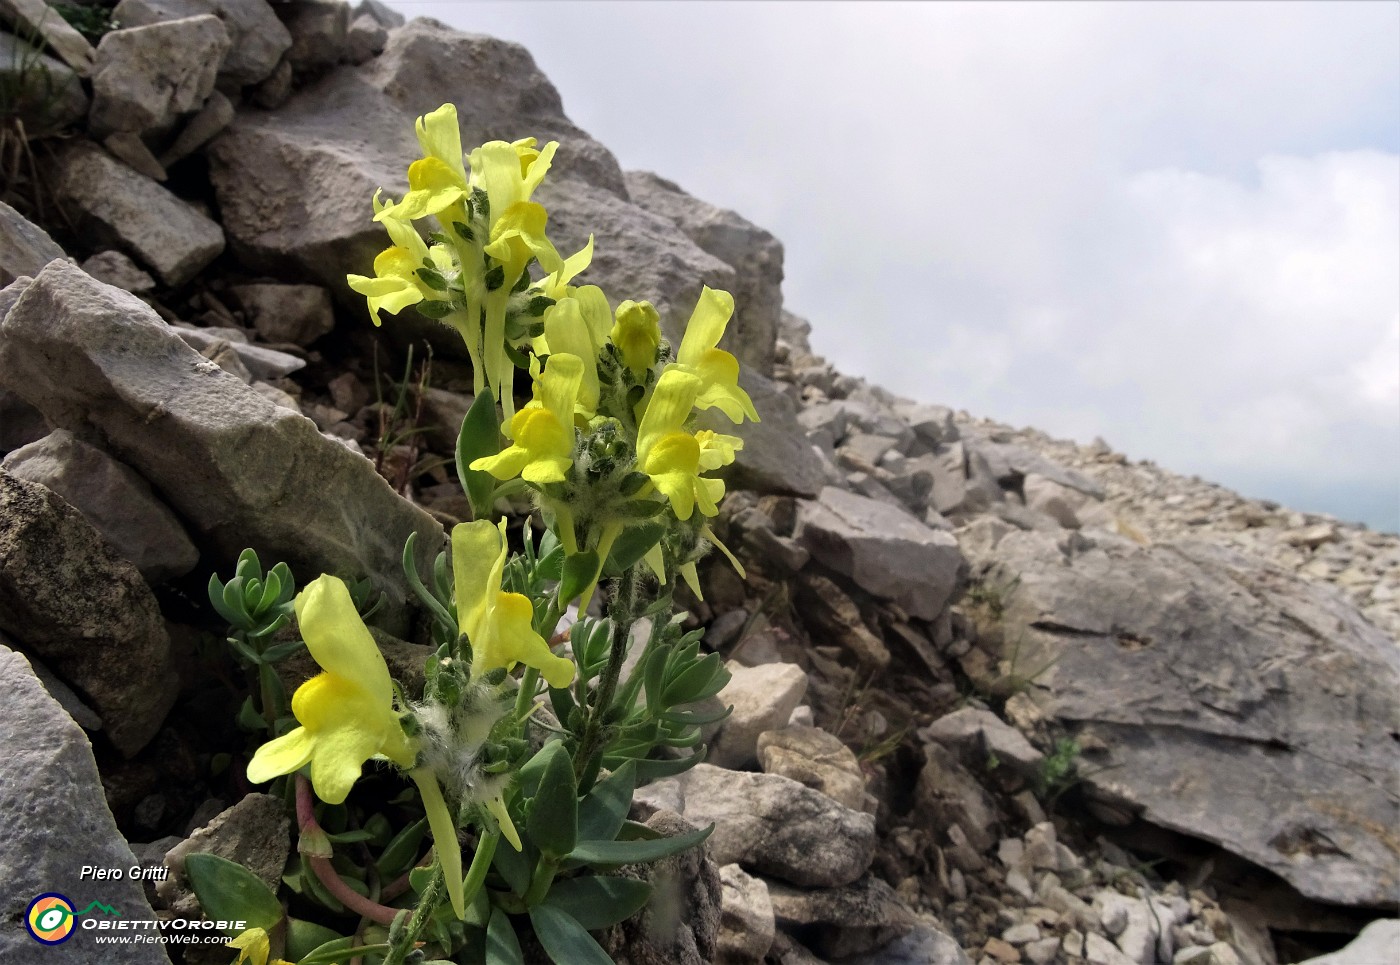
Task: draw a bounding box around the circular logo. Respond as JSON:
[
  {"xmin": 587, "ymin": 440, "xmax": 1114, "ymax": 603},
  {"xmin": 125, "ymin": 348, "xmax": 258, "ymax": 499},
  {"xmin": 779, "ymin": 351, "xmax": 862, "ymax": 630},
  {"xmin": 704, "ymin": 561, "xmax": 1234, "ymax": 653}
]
[{"xmin": 25, "ymin": 894, "xmax": 75, "ymax": 945}]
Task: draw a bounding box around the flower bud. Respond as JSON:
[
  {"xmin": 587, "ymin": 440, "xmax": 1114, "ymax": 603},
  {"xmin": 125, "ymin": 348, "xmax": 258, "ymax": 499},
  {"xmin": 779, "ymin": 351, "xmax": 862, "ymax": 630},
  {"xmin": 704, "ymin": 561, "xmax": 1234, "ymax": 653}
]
[{"xmin": 611, "ymin": 300, "xmax": 661, "ymax": 375}]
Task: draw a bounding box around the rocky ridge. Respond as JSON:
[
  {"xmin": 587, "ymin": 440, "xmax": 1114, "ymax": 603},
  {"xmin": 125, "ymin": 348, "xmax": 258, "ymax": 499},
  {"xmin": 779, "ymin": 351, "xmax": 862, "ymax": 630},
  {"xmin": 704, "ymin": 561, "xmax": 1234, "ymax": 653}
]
[{"xmin": 0, "ymin": 4, "xmax": 1395, "ymax": 965}]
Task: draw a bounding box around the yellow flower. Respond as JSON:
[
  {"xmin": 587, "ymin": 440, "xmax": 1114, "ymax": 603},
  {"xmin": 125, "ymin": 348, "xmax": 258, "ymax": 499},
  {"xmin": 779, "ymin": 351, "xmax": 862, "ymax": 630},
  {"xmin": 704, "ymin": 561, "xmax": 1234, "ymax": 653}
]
[
  {"xmin": 227, "ymin": 928, "xmax": 292, "ymax": 965},
  {"xmin": 453, "ymin": 520, "xmax": 575, "ymax": 691},
  {"xmin": 696, "ymin": 429, "xmax": 743, "ymax": 471},
  {"xmin": 247, "ymin": 576, "xmax": 416, "ymax": 804},
  {"xmin": 611, "ymin": 300, "xmax": 662, "ymax": 375},
  {"xmin": 469, "ymin": 137, "xmax": 557, "ymax": 223},
  {"xmin": 471, "ymin": 353, "xmax": 583, "ymax": 484},
  {"xmin": 675, "ymin": 286, "xmax": 759, "ymax": 424},
  {"xmin": 346, "ymin": 202, "xmax": 455, "ymax": 324},
  {"xmin": 373, "ymin": 104, "xmax": 469, "ymax": 222},
  {"xmin": 636, "ymin": 369, "xmax": 725, "ymax": 521}
]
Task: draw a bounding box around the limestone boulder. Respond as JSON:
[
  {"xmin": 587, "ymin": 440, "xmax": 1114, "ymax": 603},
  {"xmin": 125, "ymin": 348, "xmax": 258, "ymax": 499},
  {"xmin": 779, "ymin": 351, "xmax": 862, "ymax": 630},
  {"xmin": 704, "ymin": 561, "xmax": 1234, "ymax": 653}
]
[
  {"xmin": 0, "ymin": 262, "xmax": 444, "ymax": 621},
  {"xmin": 111, "ymin": 0, "xmax": 291, "ymax": 86},
  {"xmin": 0, "ymin": 471, "xmax": 177, "ymax": 756},
  {"xmin": 0, "ymin": 201, "xmax": 65, "ymax": 286},
  {"xmin": 2, "ymin": 429, "xmax": 199, "ymax": 583},
  {"xmin": 974, "ymin": 528, "xmax": 1400, "ymax": 907},
  {"xmin": 51, "ymin": 142, "xmax": 224, "ymax": 286},
  {"xmin": 797, "ymin": 486, "xmax": 964, "ymax": 620},
  {"xmin": 635, "ymin": 764, "xmax": 876, "ymax": 888},
  {"xmin": 625, "ymin": 170, "xmax": 783, "ymax": 374},
  {"xmin": 0, "ymin": 646, "xmax": 170, "ymax": 962},
  {"xmin": 89, "ymin": 14, "xmax": 230, "ymax": 135}
]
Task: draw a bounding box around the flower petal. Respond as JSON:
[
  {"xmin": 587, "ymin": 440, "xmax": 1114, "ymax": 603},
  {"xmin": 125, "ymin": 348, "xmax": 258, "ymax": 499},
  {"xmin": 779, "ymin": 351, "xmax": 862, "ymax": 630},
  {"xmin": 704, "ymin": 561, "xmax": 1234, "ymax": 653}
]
[
  {"xmin": 412, "ymin": 768, "xmax": 465, "ymax": 919},
  {"xmin": 246, "ymin": 726, "xmax": 314, "ymax": 786},
  {"xmin": 294, "ymin": 577, "xmax": 394, "ymax": 707},
  {"xmin": 452, "ymin": 520, "xmax": 500, "ymax": 643},
  {"xmin": 677, "ymin": 286, "xmax": 735, "ymax": 367}
]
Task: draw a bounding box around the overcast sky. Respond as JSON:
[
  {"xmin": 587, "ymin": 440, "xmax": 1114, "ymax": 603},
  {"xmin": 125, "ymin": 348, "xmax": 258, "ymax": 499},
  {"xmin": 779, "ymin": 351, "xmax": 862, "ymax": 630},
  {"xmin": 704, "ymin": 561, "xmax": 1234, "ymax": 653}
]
[{"xmin": 385, "ymin": 1, "xmax": 1399, "ymax": 533}]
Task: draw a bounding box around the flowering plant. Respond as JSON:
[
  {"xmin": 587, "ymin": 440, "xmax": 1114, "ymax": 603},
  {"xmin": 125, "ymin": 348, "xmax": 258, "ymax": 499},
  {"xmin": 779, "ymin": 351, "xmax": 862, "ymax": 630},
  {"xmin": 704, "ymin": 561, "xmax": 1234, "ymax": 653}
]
[{"xmin": 197, "ymin": 104, "xmax": 757, "ymax": 964}]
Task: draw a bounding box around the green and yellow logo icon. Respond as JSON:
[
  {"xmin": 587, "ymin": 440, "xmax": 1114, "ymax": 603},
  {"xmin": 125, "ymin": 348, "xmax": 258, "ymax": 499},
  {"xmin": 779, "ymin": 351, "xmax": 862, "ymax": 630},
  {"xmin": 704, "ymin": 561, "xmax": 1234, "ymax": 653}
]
[{"xmin": 25, "ymin": 894, "xmax": 75, "ymax": 945}]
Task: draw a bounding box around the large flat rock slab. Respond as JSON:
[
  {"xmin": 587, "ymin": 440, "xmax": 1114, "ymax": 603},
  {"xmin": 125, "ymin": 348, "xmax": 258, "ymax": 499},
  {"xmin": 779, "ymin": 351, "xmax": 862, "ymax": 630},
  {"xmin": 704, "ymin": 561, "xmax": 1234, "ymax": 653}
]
[
  {"xmin": 978, "ymin": 529, "xmax": 1400, "ymax": 908},
  {"xmin": 0, "ymin": 644, "xmax": 171, "ymax": 962},
  {"xmin": 0, "ymin": 261, "xmax": 444, "ymax": 613}
]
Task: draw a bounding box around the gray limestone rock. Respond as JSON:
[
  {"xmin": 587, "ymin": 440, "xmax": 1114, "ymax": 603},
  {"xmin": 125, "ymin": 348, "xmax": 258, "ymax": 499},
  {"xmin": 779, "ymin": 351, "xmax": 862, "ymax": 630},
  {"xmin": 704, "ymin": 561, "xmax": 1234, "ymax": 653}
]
[
  {"xmin": 79, "ymin": 250, "xmax": 156, "ymax": 294},
  {"xmin": 709, "ymin": 660, "xmax": 809, "ymax": 770},
  {"xmin": 601, "ymin": 808, "xmax": 721, "ymax": 965},
  {"xmin": 159, "ymin": 89, "xmax": 236, "ymax": 167},
  {"xmin": 973, "ymin": 528, "xmax": 1400, "ymax": 907},
  {"xmin": 766, "ymin": 875, "xmax": 916, "ymax": 959},
  {"xmin": 797, "ymin": 485, "xmax": 964, "ymax": 620},
  {"xmin": 89, "ymin": 14, "xmax": 230, "ymax": 135},
  {"xmin": 171, "ymin": 323, "xmax": 307, "ymax": 380},
  {"xmin": 624, "ymin": 170, "xmax": 783, "ymax": 375},
  {"xmin": 717, "ymin": 863, "xmax": 774, "ymax": 965},
  {"xmin": 0, "ymin": 200, "xmax": 65, "ymax": 286},
  {"xmin": 112, "ymin": 0, "xmax": 291, "ymax": 86},
  {"xmin": 842, "ymin": 914, "xmax": 972, "ymax": 965},
  {"xmin": 3, "ymin": 429, "xmax": 199, "ymax": 583},
  {"xmin": 0, "ymin": 645, "xmax": 171, "ymax": 962},
  {"xmin": 0, "ymin": 261, "xmax": 444, "ymax": 622},
  {"xmin": 712, "ymin": 370, "xmax": 825, "ymax": 498},
  {"xmin": 1296, "ymin": 920, "xmax": 1400, "ymax": 965},
  {"xmin": 0, "ymin": 470, "xmax": 177, "ymax": 756},
  {"xmin": 51, "ymin": 141, "xmax": 224, "ymax": 286},
  {"xmin": 228, "ymin": 282, "xmax": 335, "ymax": 346},
  {"xmin": 346, "ymin": 11, "xmax": 387, "ymax": 64},
  {"xmin": 635, "ymin": 764, "xmax": 876, "ymax": 888},
  {"xmin": 919, "ymin": 707, "xmax": 1045, "ymax": 780},
  {"xmin": 757, "ymin": 725, "xmax": 877, "ymax": 814},
  {"xmin": 208, "ymin": 19, "xmax": 628, "ymax": 307},
  {"xmin": 157, "ymin": 793, "xmax": 290, "ymax": 916},
  {"xmin": 282, "ymin": 0, "xmax": 348, "ymax": 76},
  {"xmin": 0, "ymin": 0, "xmax": 95, "ymax": 74}
]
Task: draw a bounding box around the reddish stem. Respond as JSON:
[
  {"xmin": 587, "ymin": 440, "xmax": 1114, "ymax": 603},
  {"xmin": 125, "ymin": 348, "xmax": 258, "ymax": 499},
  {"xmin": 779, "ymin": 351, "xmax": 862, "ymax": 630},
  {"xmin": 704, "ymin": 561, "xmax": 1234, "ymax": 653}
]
[{"xmin": 295, "ymin": 775, "xmax": 403, "ymax": 927}]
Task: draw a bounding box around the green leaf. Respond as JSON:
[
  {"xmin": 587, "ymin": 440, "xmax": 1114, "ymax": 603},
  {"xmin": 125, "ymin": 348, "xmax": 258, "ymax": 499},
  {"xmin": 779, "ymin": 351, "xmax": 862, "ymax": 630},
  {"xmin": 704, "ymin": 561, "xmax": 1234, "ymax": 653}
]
[
  {"xmin": 284, "ymin": 918, "xmax": 344, "ymax": 961},
  {"xmin": 457, "ymin": 390, "xmax": 502, "ymax": 520},
  {"xmin": 602, "ymin": 524, "xmax": 665, "ymax": 577},
  {"xmin": 256, "ymin": 569, "xmax": 283, "ymax": 615},
  {"xmin": 402, "ymin": 533, "xmax": 458, "ymax": 638},
  {"xmin": 222, "ymin": 575, "xmax": 251, "ymax": 626},
  {"xmin": 375, "ymin": 817, "xmax": 428, "ymax": 880},
  {"xmin": 576, "ymin": 760, "xmax": 636, "ymax": 843},
  {"xmin": 208, "ymin": 573, "xmax": 243, "ymax": 627},
  {"xmin": 259, "ymin": 639, "xmax": 305, "ymax": 663},
  {"xmin": 486, "ymin": 905, "xmax": 525, "ymax": 965},
  {"xmin": 235, "ymin": 696, "xmax": 265, "ymax": 732},
  {"xmin": 298, "ymin": 938, "xmax": 394, "ymax": 965},
  {"xmin": 557, "ymin": 550, "xmax": 600, "ymax": 606},
  {"xmin": 184, "ymin": 853, "xmax": 283, "ymax": 937},
  {"xmin": 661, "ymin": 652, "xmax": 727, "ymax": 706},
  {"xmin": 527, "ymin": 741, "xmax": 579, "ymax": 859},
  {"xmin": 544, "ymin": 876, "xmax": 651, "ymax": 930},
  {"xmin": 528, "ymin": 905, "xmax": 614, "ymax": 965},
  {"xmin": 657, "ymin": 703, "xmax": 732, "ymax": 727},
  {"xmin": 621, "ymin": 747, "xmax": 709, "ymax": 782},
  {"xmin": 491, "ymin": 834, "xmax": 533, "ymax": 895},
  {"xmin": 567, "ymin": 823, "xmax": 712, "ymax": 867}
]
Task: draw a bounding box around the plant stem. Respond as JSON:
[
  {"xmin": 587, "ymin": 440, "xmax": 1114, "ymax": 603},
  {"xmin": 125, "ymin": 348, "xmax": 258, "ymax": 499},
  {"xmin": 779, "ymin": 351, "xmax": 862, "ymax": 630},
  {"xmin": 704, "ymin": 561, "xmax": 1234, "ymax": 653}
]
[
  {"xmin": 294, "ymin": 776, "xmax": 401, "ymax": 926},
  {"xmin": 573, "ymin": 568, "xmax": 638, "ymax": 785},
  {"xmin": 382, "ymin": 864, "xmax": 445, "ymax": 965}
]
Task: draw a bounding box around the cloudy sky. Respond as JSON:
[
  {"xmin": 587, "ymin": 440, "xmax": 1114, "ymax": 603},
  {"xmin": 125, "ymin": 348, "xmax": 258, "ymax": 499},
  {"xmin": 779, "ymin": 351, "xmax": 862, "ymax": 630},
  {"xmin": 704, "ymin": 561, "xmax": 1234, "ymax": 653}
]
[{"xmin": 386, "ymin": 1, "xmax": 1399, "ymax": 533}]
